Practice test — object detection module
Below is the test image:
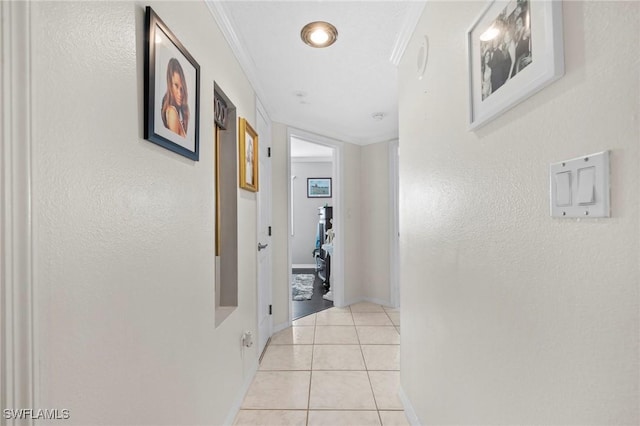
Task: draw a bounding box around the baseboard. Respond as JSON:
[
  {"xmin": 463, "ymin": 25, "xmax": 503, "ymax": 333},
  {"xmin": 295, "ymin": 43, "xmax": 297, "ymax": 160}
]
[
  {"xmin": 342, "ymin": 297, "xmax": 364, "ymax": 308},
  {"xmin": 292, "ymin": 264, "xmax": 316, "ymax": 269},
  {"xmin": 343, "ymin": 296, "xmax": 392, "ymax": 308},
  {"xmin": 363, "ymin": 296, "xmax": 392, "ymax": 308},
  {"xmin": 223, "ymin": 358, "xmax": 259, "ymax": 426},
  {"xmin": 273, "ymin": 321, "xmax": 291, "ymax": 333},
  {"xmin": 398, "ymin": 385, "xmax": 421, "ymax": 426}
]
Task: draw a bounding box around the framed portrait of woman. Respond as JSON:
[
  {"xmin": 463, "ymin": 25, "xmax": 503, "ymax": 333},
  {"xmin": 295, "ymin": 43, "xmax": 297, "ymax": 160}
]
[{"xmin": 144, "ymin": 6, "xmax": 200, "ymax": 161}]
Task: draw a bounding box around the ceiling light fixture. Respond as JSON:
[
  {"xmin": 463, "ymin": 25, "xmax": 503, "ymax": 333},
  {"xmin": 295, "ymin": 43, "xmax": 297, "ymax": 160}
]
[{"xmin": 301, "ymin": 21, "xmax": 338, "ymax": 48}]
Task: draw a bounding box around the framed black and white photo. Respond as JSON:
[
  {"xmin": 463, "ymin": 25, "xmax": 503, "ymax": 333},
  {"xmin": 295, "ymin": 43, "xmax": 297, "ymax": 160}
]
[
  {"xmin": 467, "ymin": 0, "xmax": 564, "ymax": 130},
  {"xmin": 144, "ymin": 6, "xmax": 200, "ymax": 160},
  {"xmin": 307, "ymin": 178, "xmax": 332, "ymax": 198}
]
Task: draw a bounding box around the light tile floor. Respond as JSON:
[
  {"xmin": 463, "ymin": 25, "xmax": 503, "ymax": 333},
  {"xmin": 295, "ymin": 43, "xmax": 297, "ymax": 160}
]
[{"xmin": 234, "ymin": 303, "xmax": 407, "ymax": 426}]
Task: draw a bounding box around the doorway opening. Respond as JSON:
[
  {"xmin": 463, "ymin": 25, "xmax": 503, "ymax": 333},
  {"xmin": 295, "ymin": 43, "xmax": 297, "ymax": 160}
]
[{"xmin": 287, "ymin": 129, "xmax": 344, "ymax": 321}]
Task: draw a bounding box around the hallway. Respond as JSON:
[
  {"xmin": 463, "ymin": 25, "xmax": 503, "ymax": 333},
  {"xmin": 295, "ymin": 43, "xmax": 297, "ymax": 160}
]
[
  {"xmin": 234, "ymin": 302, "xmax": 405, "ymax": 426},
  {"xmin": 3, "ymin": 2, "xmax": 638, "ymax": 424}
]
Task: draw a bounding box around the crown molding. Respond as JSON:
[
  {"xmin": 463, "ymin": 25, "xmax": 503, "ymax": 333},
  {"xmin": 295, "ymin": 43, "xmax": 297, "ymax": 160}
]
[
  {"xmin": 206, "ymin": 0, "xmax": 410, "ymax": 145},
  {"xmin": 389, "ymin": 1, "xmax": 427, "ymax": 66},
  {"xmin": 204, "ymin": 0, "xmax": 273, "ymax": 119}
]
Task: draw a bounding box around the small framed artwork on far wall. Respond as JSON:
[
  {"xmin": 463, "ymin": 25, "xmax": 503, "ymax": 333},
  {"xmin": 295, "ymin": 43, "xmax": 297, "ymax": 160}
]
[{"xmin": 307, "ymin": 178, "xmax": 332, "ymax": 198}]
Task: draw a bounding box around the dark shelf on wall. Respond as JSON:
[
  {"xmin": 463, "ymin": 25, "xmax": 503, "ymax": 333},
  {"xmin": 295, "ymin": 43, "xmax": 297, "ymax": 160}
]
[{"xmin": 316, "ymin": 206, "xmax": 332, "ymax": 289}]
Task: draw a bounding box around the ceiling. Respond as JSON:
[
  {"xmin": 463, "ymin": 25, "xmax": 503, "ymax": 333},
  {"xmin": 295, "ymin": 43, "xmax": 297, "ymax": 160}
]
[
  {"xmin": 206, "ymin": 1, "xmax": 425, "ymax": 146},
  {"xmin": 290, "ymin": 137, "xmax": 334, "ymax": 158}
]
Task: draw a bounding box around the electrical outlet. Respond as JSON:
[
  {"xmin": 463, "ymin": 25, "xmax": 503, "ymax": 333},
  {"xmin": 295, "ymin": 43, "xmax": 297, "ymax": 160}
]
[{"xmin": 241, "ymin": 331, "xmax": 253, "ymax": 348}]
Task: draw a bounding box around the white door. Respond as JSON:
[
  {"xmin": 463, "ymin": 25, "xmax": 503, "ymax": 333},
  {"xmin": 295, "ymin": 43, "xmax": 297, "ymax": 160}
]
[{"xmin": 256, "ymin": 102, "xmax": 273, "ymax": 355}]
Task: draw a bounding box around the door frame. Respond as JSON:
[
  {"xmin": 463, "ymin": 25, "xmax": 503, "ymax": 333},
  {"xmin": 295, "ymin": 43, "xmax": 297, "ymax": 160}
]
[
  {"xmin": 286, "ymin": 128, "xmax": 345, "ymax": 319},
  {"xmin": 255, "ymin": 98, "xmax": 273, "ymax": 354},
  {"xmin": 389, "ymin": 140, "xmax": 400, "ymax": 308}
]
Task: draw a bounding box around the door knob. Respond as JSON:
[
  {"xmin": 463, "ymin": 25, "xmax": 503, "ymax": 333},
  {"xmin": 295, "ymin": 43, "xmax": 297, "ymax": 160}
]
[{"xmin": 258, "ymin": 242, "xmax": 269, "ymax": 251}]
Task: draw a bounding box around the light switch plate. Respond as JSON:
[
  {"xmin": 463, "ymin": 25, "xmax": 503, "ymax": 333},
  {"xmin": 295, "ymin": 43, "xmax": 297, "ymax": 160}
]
[{"xmin": 550, "ymin": 151, "xmax": 610, "ymax": 218}]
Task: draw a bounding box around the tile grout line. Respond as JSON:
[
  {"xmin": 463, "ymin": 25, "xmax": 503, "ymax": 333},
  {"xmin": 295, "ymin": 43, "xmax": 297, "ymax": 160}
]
[
  {"xmin": 260, "ymin": 305, "xmax": 403, "ymax": 424},
  {"xmin": 305, "ymin": 318, "xmax": 316, "ymax": 426},
  {"xmin": 382, "ymin": 306, "xmax": 402, "ymax": 424},
  {"xmin": 353, "ymin": 305, "xmax": 386, "ymax": 426},
  {"xmin": 237, "ymin": 408, "xmax": 403, "ymax": 411}
]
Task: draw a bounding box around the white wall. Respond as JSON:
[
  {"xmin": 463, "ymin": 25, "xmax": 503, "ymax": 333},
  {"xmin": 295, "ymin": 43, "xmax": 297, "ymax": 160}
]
[
  {"xmin": 29, "ymin": 2, "xmax": 258, "ymax": 424},
  {"xmin": 360, "ymin": 141, "xmax": 392, "ymax": 305},
  {"xmin": 342, "ymin": 142, "xmax": 364, "ymax": 305},
  {"xmin": 398, "ymin": 1, "xmax": 639, "ymax": 424},
  {"xmin": 291, "ymin": 161, "xmax": 333, "ymax": 265},
  {"xmin": 271, "ymin": 123, "xmax": 290, "ymax": 327}
]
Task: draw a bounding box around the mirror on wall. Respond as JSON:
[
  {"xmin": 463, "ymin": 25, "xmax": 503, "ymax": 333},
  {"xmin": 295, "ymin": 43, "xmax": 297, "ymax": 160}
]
[{"xmin": 214, "ymin": 83, "xmax": 238, "ymax": 326}]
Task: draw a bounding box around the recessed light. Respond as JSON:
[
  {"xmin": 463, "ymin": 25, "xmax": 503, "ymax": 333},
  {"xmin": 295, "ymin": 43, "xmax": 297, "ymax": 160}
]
[{"xmin": 301, "ymin": 21, "xmax": 338, "ymax": 48}]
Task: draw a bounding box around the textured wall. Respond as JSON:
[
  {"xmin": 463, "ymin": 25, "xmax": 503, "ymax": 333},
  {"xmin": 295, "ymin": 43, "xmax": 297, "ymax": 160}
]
[
  {"xmin": 31, "ymin": 2, "xmax": 257, "ymax": 424},
  {"xmin": 291, "ymin": 161, "xmax": 333, "ymax": 265},
  {"xmin": 399, "ymin": 1, "xmax": 639, "ymax": 424}
]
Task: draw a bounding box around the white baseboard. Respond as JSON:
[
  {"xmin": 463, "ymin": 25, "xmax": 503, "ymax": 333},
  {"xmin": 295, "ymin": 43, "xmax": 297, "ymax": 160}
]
[
  {"xmin": 363, "ymin": 296, "xmax": 392, "ymax": 308},
  {"xmin": 292, "ymin": 264, "xmax": 316, "ymax": 269},
  {"xmin": 343, "ymin": 296, "xmax": 392, "ymax": 309},
  {"xmin": 223, "ymin": 321, "xmax": 293, "ymax": 423},
  {"xmin": 342, "ymin": 297, "xmax": 364, "ymax": 308},
  {"xmin": 398, "ymin": 385, "xmax": 421, "ymax": 426},
  {"xmin": 273, "ymin": 321, "xmax": 291, "ymax": 333},
  {"xmin": 223, "ymin": 359, "xmax": 259, "ymax": 426}
]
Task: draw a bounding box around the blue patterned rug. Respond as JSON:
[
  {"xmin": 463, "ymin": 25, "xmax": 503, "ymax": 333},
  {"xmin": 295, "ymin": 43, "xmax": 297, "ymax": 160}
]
[{"xmin": 292, "ymin": 274, "xmax": 315, "ymax": 301}]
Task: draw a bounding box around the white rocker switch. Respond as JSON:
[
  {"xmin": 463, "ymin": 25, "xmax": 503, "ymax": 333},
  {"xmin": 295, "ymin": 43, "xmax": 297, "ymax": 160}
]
[
  {"xmin": 577, "ymin": 166, "xmax": 596, "ymax": 205},
  {"xmin": 555, "ymin": 171, "xmax": 572, "ymax": 207}
]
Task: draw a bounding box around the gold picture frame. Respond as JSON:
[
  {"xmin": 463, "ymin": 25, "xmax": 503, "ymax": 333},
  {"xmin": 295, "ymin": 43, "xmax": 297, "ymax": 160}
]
[
  {"xmin": 239, "ymin": 118, "xmax": 259, "ymax": 192},
  {"xmin": 215, "ymin": 126, "xmax": 221, "ymax": 254}
]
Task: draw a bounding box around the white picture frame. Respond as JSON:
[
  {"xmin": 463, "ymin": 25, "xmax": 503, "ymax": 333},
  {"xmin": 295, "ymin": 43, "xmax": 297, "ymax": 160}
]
[{"xmin": 467, "ymin": 0, "xmax": 564, "ymax": 130}]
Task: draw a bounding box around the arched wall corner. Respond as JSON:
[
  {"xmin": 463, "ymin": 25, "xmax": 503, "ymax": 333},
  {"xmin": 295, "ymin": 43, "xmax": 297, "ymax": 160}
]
[{"xmin": 1, "ymin": 1, "xmax": 38, "ymax": 423}]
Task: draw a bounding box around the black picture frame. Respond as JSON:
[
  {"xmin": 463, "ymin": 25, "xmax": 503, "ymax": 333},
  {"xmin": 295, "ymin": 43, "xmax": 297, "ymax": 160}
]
[
  {"xmin": 144, "ymin": 6, "xmax": 200, "ymax": 161},
  {"xmin": 307, "ymin": 178, "xmax": 332, "ymax": 198}
]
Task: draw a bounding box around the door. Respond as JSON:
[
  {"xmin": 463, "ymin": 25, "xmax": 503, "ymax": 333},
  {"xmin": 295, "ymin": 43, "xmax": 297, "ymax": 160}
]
[{"xmin": 256, "ymin": 102, "xmax": 273, "ymax": 355}]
